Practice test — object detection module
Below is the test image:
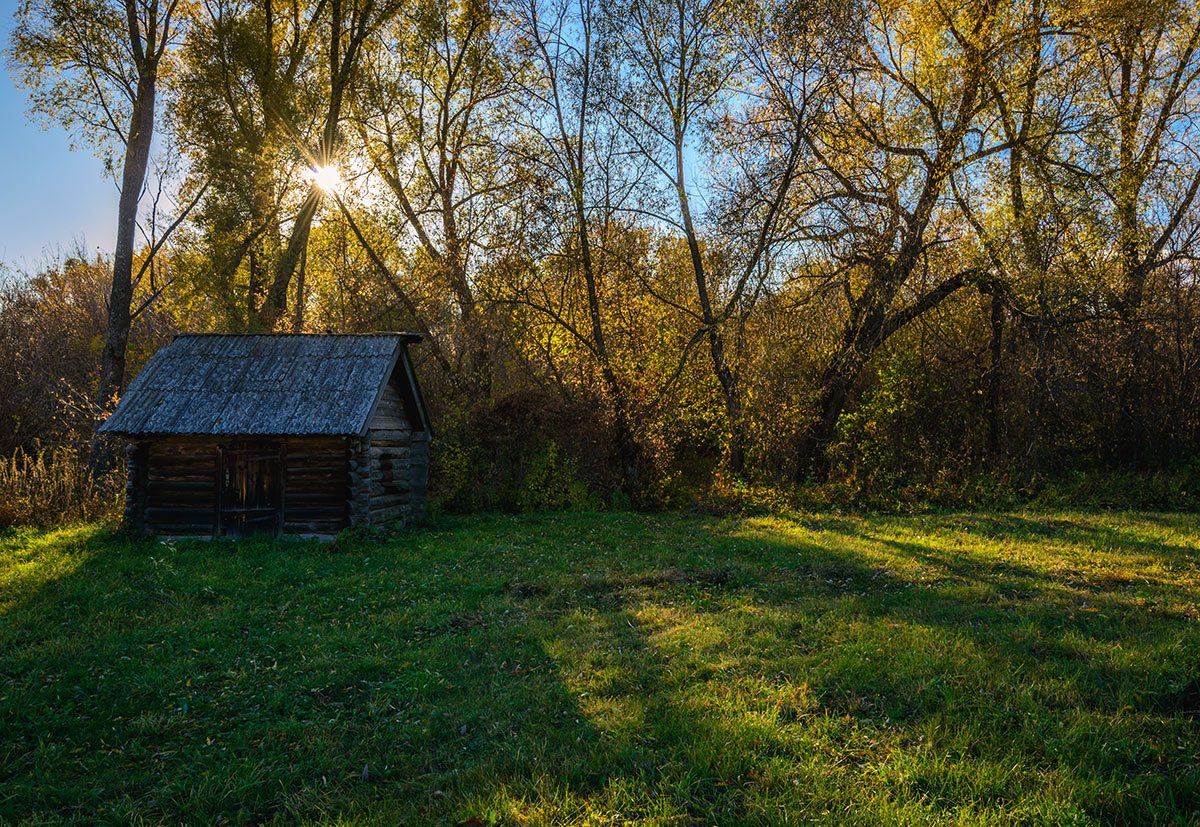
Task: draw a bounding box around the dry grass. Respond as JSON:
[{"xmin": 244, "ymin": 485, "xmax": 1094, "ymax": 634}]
[{"xmin": 0, "ymin": 446, "xmax": 123, "ymax": 527}]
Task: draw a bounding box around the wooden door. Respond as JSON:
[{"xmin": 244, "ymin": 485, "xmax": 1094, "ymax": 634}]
[{"xmin": 218, "ymin": 442, "xmax": 283, "ymax": 538}]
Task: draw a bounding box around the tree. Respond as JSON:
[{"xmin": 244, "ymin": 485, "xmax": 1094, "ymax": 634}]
[
  {"xmin": 950, "ymin": 0, "xmax": 1200, "ymax": 468},
  {"xmin": 8, "ymin": 0, "xmax": 184, "ymax": 426},
  {"xmin": 510, "ymin": 0, "xmax": 652, "ymax": 502},
  {"xmin": 258, "ymin": 0, "xmax": 392, "ymax": 330},
  {"xmin": 784, "ymin": 0, "xmax": 1004, "ymax": 481},
  {"xmin": 948, "ymin": 0, "xmax": 1090, "ymax": 467},
  {"xmin": 0, "ymin": 252, "xmax": 177, "ymax": 455},
  {"xmin": 172, "ymin": 0, "xmax": 324, "ymax": 329},
  {"xmin": 354, "ymin": 0, "xmax": 522, "ymax": 392},
  {"xmin": 1083, "ymin": 0, "xmax": 1200, "ymax": 464},
  {"xmin": 605, "ymin": 0, "xmax": 735, "ymax": 473}
]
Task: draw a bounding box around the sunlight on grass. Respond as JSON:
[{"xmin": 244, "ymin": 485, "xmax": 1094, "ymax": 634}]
[
  {"xmin": 0, "ymin": 524, "xmax": 109, "ymax": 614},
  {"xmin": 1, "ymin": 511, "xmax": 1198, "ymax": 824}
]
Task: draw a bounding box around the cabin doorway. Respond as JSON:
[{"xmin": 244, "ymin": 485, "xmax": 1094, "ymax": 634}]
[{"xmin": 218, "ymin": 442, "xmax": 282, "ymax": 537}]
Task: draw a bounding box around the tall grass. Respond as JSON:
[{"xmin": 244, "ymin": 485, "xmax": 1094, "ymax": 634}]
[{"xmin": 0, "ymin": 446, "xmax": 123, "ymax": 528}]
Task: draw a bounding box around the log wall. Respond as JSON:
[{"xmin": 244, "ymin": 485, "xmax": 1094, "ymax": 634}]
[
  {"xmin": 282, "ymin": 437, "xmax": 350, "ymax": 535},
  {"xmin": 130, "ymin": 436, "xmax": 352, "ymax": 537},
  {"xmin": 362, "ymin": 382, "xmax": 429, "ymax": 527},
  {"xmin": 123, "ymin": 442, "xmax": 149, "ymax": 533},
  {"xmin": 143, "ymin": 437, "xmax": 220, "ymax": 535}
]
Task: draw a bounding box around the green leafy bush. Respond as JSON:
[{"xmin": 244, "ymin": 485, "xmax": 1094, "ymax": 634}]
[
  {"xmin": 517, "ymin": 441, "xmax": 596, "ymax": 511},
  {"xmin": 431, "ymin": 389, "xmax": 608, "ymax": 512}
]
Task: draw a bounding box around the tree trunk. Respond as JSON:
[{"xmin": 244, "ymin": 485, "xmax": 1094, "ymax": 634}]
[
  {"xmin": 96, "ymin": 72, "xmax": 157, "ymax": 411},
  {"xmin": 1026, "ymin": 295, "xmax": 1056, "ymax": 471},
  {"xmin": 261, "ymin": 185, "xmax": 321, "ymax": 328},
  {"xmin": 610, "ymin": 390, "xmax": 643, "ymax": 505},
  {"xmin": 293, "ymin": 244, "xmax": 307, "ymax": 332},
  {"xmin": 708, "ymin": 326, "xmax": 744, "ymax": 474},
  {"xmin": 92, "ymin": 61, "xmax": 158, "ymax": 472},
  {"xmin": 794, "ymin": 268, "xmax": 975, "ymax": 483},
  {"xmin": 674, "ymin": 137, "xmax": 744, "ymax": 475},
  {"xmin": 247, "ymin": 246, "xmax": 261, "ymax": 320},
  {"xmin": 986, "ymin": 292, "xmax": 1005, "ymax": 464},
  {"xmin": 725, "ymin": 389, "xmax": 746, "ymax": 476},
  {"xmin": 1117, "ymin": 316, "xmax": 1149, "ymax": 467},
  {"xmin": 258, "ymin": 0, "xmax": 370, "ymax": 330},
  {"xmin": 796, "ymin": 366, "xmax": 855, "ymax": 483},
  {"xmin": 575, "ymin": 191, "xmax": 643, "ymax": 505},
  {"xmin": 443, "ymin": 242, "xmax": 491, "ymax": 396}
]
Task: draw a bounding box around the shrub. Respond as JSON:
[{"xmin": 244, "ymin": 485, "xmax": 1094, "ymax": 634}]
[
  {"xmin": 432, "ymin": 388, "xmax": 610, "ymax": 512},
  {"xmin": 0, "ymin": 446, "xmax": 123, "ymax": 528},
  {"xmin": 516, "ymin": 441, "xmax": 596, "ymax": 511}
]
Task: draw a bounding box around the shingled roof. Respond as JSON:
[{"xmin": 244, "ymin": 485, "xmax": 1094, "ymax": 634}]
[{"xmin": 99, "ymin": 333, "xmax": 427, "ymax": 436}]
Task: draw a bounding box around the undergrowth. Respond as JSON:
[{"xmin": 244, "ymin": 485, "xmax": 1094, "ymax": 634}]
[{"xmin": 0, "ymin": 446, "xmax": 123, "ymax": 528}]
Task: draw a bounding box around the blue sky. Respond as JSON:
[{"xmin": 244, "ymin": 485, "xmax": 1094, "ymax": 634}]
[{"xmin": 0, "ymin": 0, "xmax": 117, "ymax": 272}]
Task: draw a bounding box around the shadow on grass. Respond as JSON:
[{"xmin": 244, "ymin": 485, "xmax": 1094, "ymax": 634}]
[
  {"xmin": 937, "ymin": 512, "xmax": 1200, "ymax": 563},
  {"xmin": 507, "ymin": 512, "xmax": 1199, "ymax": 824},
  {"xmin": 1, "ymin": 511, "xmax": 1198, "ymax": 824},
  {"xmin": 0, "ymin": 527, "xmax": 611, "ymax": 824}
]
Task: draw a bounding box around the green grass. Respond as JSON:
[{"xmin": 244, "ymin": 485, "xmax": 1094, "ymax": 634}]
[{"xmin": 2, "ymin": 511, "xmax": 1199, "ymax": 825}]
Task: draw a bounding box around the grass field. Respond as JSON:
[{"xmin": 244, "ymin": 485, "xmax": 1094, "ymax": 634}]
[{"xmin": 1, "ymin": 510, "xmax": 1199, "ymax": 825}]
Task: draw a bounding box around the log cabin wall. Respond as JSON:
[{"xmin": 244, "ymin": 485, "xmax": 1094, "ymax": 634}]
[
  {"xmin": 364, "ymin": 382, "xmax": 428, "ymax": 526},
  {"xmin": 143, "ymin": 437, "xmax": 220, "ymax": 536},
  {"xmin": 282, "ymin": 437, "xmax": 350, "ymax": 535},
  {"xmin": 348, "ymin": 437, "xmax": 371, "ymax": 528},
  {"xmin": 133, "ymin": 436, "xmax": 352, "ymax": 537},
  {"xmin": 123, "ymin": 442, "xmax": 149, "ymax": 534},
  {"xmin": 409, "ymin": 433, "xmax": 430, "ymax": 523}
]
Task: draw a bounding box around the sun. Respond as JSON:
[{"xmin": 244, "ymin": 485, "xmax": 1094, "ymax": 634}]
[{"xmin": 303, "ymin": 164, "xmax": 343, "ymax": 193}]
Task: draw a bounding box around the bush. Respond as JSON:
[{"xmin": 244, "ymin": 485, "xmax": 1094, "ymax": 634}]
[
  {"xmin": 0, "ymin": 446, "xmax": 123, "ymax": 528},
  {"xmin": 432, "ymin": 388, "xmax": 610, "ymax": 512},
  {"xmin": 516, "ymin": 441, "xmax": 596, "ymax": 511},
  {"xmin": 691, "ymin": 463, "xmax": 1200, "ymax": 516}
]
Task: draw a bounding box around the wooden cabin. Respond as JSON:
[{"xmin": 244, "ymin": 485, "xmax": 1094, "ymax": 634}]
[{"xmin": 98, "ymin": 333, "xmax": 431, "ymax": 538}]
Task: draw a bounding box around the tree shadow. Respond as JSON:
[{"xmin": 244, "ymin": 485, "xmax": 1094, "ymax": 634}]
[
  {"xmin": 559, "ymin": 512, "xmax": 1200, "ymax": 823},
  {"xmin": 934, "ymin": 512, "xmax": 1200, "ymax": 563},
  {"xmin": 851, "ymin": 532, "xmax": 1193, "ymax": 709},
  {"xmin": 0, "ymin": 526, "xmax": 611, "ymax": 824},
  {"xmin": 2, "ymin": 511, "xmax": 1198, "ymax": 825}
]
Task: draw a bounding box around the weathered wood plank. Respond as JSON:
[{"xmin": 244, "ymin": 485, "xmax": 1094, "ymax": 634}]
[
  {"xmin": 149, "ymin": 443, "xmax": 219, "ymax": 454},
  {"xmin": 284, "ymin": 494, "xmax": 346, "ymax": 507},
  {"xmin": 147, "ymin": 458, "xmax": 218, "ymax": 470},
  {"xmin": 285, "ymin": 472, "xmax": 345, "ymax": 482},
  {"xmin": 369, "ymin": 505, "xmax": 409, "ymax": 523},
  {"xmin": 369, "ymin": 446, "xmax": 411, "ymax": 460},
  {"xmin": 284, "ymin": 453, "xmax": 347, "ymax": 464},
  {"xmin": 366, "ymin": 428, "xmax": 411, "ymax": 442},
  {"xmin": 370, "ymin": 480, "xmax": 411, "ymax": 496},
  {"xmin": 146, "ymin": 487, "xmax": 214, "ymax": 499},
  {"xmin": 150, "ymin": 497, "xmax": 217, "ymax": 510},
  {"xmin": 145, "ymin": 507, "xmax": 213, "ymax": 522},
  {"xmin": 284, "ymin": 479, "xmax": 346, "ymax": 491},
  {"xmin": 148, "ymin": 481, "xmax": 216, "ymax": 492},
  {"xmin": 282, "ymin": 439, "xmax": 345, "ymax": 450},
  {"xmin": 286, "ymin": 474, "xmax": 343, "ymax": 485},
  {"xmin": 284, "ymin": 505, "xmax": 346, "ymax": 519},
  {"xmin": 369, "ymin": 497, "xmax": 410, "ymax": 511}
]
